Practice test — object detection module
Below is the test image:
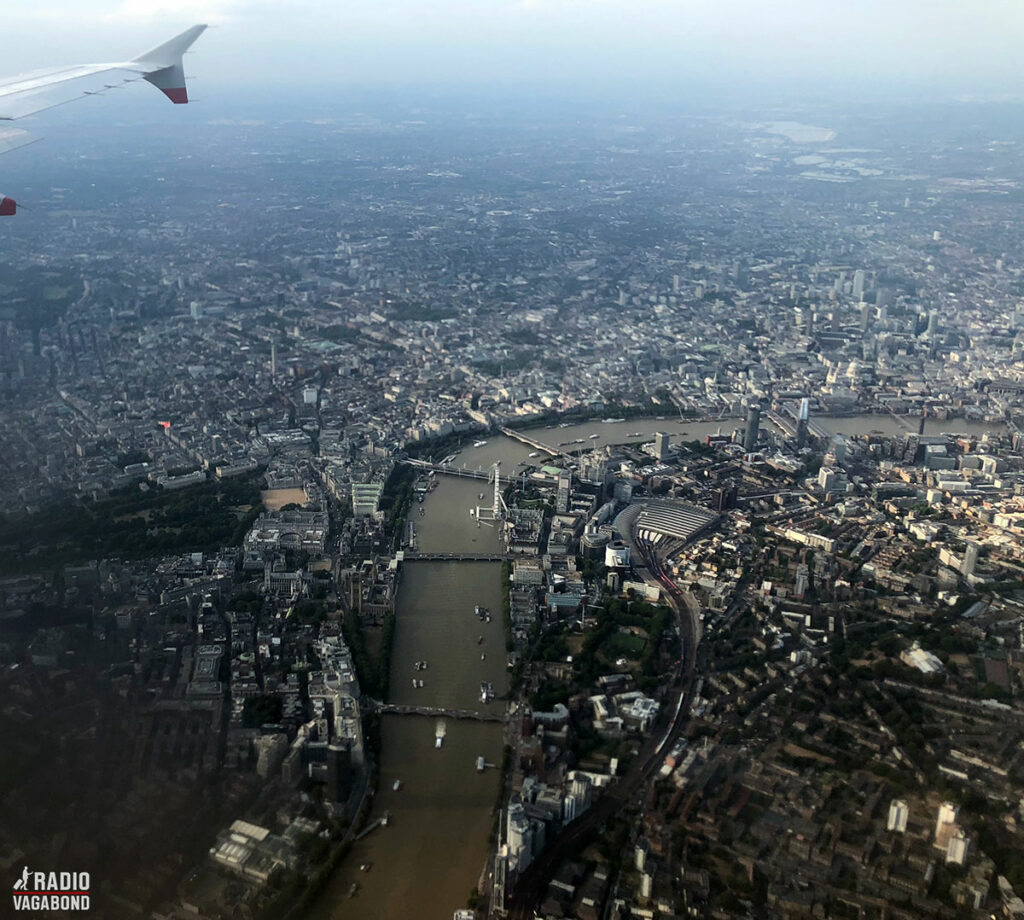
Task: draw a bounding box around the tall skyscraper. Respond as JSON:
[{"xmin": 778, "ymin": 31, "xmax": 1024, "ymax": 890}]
[
  {"xmin": 654, "ymin": 431, "xmax": 670, "ymax": 461},
  {"xmin": 744, "ymin": 405, "xmax": 761, "ymax": 453},
  {"xmin": 794, "ymin": 564, "xmax": 809, "ymax": 599},
  {"xmin": 796, "ymin": 398, "xmax": 810, "ymax": 448},
  {"xmin": 713, "ymin": 482, "xmax": 738, "ymax": 512},
  {"xmin": 962, "ymin": 542, "xmax": 979, "ymax": 577},
  {"xmin": 852, "ymin": 269, "xmax": 866, "ymax": 300},
  {"xmin": 556, "ymin": 469, "xmax": 571, "ymax": 514}
]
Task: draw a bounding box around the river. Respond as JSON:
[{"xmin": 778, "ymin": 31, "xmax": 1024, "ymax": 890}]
[
  {"xmin": 314, "ymin": 477, "xmax": 509, "ymax": 920},
  {"xmin": 428, "ymin": 414, "xmax": 1006, "ymax": 485},
  {"xmin": 499, "ymin": 413, "xmax": 1007, "ymax": 457}
]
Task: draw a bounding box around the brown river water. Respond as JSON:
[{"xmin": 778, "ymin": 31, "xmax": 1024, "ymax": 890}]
[{"xmin": 312, "ymin": 477, "xmax": 509, "ymax": 920}]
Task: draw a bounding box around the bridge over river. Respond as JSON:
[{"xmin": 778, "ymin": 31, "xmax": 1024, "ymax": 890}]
[
  {"xmin": 364, "ymin": 699, "xmax": 507, "ymax": 724},
  {"xmin": 498, "ymin": 427, "xmax": 573, "ymax": 462},
  {"xmin": 400, "ymin": 457, "xmax": 511, "ymax": 483},
  {"xmin": 402, "ymin": 552, "xmax": 506, "ymax": 562}
]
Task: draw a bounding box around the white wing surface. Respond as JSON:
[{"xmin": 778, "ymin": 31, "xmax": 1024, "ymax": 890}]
[
  {"xmin": 0, "ymin": 25, "xmax": 207, "ymax": 214},
  {"xmin": 0, "ymin": 25, "xmax": 207, "ymax": 119}
]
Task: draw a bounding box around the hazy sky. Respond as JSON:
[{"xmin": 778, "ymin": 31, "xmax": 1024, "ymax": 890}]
[{"xmin": 3, "ymin": 1, "xmax": 1024, "ymax": 98}]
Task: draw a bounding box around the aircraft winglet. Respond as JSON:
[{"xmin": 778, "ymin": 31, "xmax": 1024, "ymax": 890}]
[{"xmin": 133, "ymin": 24, "xmax": 207, "ymax": 104}]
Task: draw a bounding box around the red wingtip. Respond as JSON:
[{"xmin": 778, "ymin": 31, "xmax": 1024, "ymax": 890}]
[
  {"xmin": 0, "ymin": 197, "xmax": 16, "ymax": 216},
  {"xmin": 162, "ymin": 87, "xmax": 188, "ymax": 104}
]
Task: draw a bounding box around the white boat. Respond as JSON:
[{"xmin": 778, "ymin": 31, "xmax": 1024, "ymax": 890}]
[
  {"xmin": 473, "ymin": 440, "xmax": 487, "ymax": 448},
  {"xmin": 435, "ymin": 720, "xmax": 446, "ymax": 749},
  {"xmin": 393, "ymin": 780, "xmax": 402, "ymax": 791},
  {"xmin": 589, "ymin": 433, "xmax": 599, "ymax": 439},
  {"xmin": 412, "ymin": 678, "xmax": 417, "ymax": 688},
  {"xmin": 476, "ymin": 755, "xmax": 486, "ymax": 772},
  {"xmin": 481, "ymin": 652, "xmax": 486, "ymax": 660},
  {"xmin": 528, "ymin": 451, "xmax": 540, "ymax": 458}
]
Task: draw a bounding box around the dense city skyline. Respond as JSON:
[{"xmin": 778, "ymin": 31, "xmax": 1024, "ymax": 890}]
[{"xmin": 6, "ymin": 16, "xmax": 1024, "ymax": 920}]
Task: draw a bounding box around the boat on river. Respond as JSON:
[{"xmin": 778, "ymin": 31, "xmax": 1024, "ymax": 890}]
[{"xmin": 435, "ymin": 720, "xmax": 446, "ymax": 749}]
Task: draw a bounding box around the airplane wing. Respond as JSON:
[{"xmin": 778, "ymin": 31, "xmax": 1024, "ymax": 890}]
[{"xmin": 0, "ymin": 24, "xmax": 207, "ymax": 215}]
